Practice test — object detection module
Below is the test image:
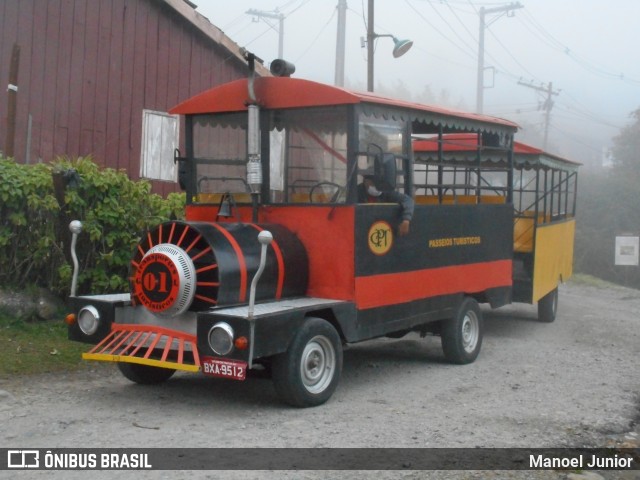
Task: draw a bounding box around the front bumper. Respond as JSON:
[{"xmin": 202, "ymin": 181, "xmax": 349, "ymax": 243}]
[{"xmin": 83, "ymin": 323, "xmax": 200, "ymax": 372}]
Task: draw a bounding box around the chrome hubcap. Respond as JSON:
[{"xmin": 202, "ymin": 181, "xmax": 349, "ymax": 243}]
[
  {"xmin": 300, "ymin": 335, "xmax": 335, "ymax": 394},
  {"xmin": 461, "ymin": 311, "xmax": 479, "ymax": 353}
]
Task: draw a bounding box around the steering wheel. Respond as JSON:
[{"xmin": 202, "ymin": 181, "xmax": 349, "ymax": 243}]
[{"xmin": 309, "ymin": 181, "xmax": 344, "ymax": 203}]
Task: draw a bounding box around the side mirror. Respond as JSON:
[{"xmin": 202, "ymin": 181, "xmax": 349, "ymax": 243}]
[
  {"xmin": 374, "ymin": 153, "xmax": 397, "ymax": 190},
  {"xmin": 174, "ymin": 149, "xmax": 191, "ymax": 192}
]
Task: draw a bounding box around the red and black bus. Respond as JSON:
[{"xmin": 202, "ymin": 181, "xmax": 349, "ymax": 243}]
[{"xmin": 66, "ymin": 58, "xmax": 576, "ymax": 407}]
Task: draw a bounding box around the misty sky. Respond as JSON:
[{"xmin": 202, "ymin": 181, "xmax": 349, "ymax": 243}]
[{"xmin": 194, "ymin": 1, "xmax": 640, "ymax": 167}]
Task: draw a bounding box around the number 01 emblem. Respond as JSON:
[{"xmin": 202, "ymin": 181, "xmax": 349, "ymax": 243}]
[
  {"xmin": 133, "ymin": 253, "xmax": 180, "ymax": 312},
  {"xmin": 368, "ymin": 221, "xmax": 393, "ymax": 256}
]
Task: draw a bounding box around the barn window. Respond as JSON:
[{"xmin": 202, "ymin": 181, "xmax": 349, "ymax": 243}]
[{"xmin": 140, "ymin": 110, "xmax": 180, "ymax": 182}]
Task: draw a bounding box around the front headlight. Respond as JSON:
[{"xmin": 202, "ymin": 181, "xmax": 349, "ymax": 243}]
[
  {"xmin": 208, "ymin": 322, "xmax": 234, "ymax": 356},
  {"xmin": 77, "ymin": 305, "xmax": 100, "ymax": 335}
]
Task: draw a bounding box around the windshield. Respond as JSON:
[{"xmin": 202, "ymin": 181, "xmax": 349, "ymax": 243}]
[
  {"xmin": 192, "ymin": 113, "xmax": 250, "ymax": 203},
  {"xmin": 190, "ymin": 108, "xmax": 349, "ymax": 204},
  {"xmin": 269, "ymin": 106, "xmax": 348, "ymax": 204}
]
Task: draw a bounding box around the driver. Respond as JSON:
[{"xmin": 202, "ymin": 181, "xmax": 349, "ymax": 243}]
[{"xmin": 357, "ymin": 175, "xmax": 414, "ymax": 236}]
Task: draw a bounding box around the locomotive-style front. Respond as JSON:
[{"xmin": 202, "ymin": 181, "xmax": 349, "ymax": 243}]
[
  {"xmin": 68, "ymin": 220, "xmax": 309, "ymax": 370},
  {"xmin": 67, "ymin": 58, "xmax": 521, "ymax": 407}
]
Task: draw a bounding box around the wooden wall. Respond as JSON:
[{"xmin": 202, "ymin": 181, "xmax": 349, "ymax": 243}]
[{"xmin": 0, "ymin": 0, "xmax": 248, "ymax": 195}]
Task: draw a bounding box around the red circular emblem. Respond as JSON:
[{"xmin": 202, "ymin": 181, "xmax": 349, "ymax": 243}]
[{"xmin": 133, "ymin": 253, "xmax": 180, "ymax": 313}]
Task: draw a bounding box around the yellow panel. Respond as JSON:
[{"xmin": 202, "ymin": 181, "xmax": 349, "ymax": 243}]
[
  {"xmin": 479, "ymin": 195, "xmax": 506, "ymax": 204},
  {"xmin": 197, "ymin": 193, "xmax": 222, "ymax": 203},
  {"xmin": 290, "ymin": 192, "xmax": 333, "ymax": 203},
  {"xmin": 416, "ymin": 195, "xmax": 505, "ymax": 205},
  {"xmin": 290, "ymin": 193, "xmax": 309, "ymax": 203},
  {"xmin": 532, "ymin": 219, "xmax": 576, "ymax": 302},
  {"xmin": 197, "ymin": 193, "xmax": 252, "ymax": 203},
  {"xmin": 456, "ymin": 195, "xmax": 478, "ymax": 205},
  {"xmin": 83, "ymin": 353, "xmax": 200, "ymax": 372},
  {"xmin": 514, "ymin": 217, "xmax": 535, "ymax": 253},
  {"xmin": 415, "ymin": 195, "xmax": 439, "ymax": 205},
  {"xmin": 414, "ymin": 195, "xmax": 457, "ymax": 205}
]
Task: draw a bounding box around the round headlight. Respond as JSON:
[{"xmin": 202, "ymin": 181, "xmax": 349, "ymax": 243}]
[
  {"xmin": 77, "ymin": 305, "xmax": 100, "ymax": 335},
  {"xmin": 208, "ymin": 322, "xmax": 234, "ymax": 356}
]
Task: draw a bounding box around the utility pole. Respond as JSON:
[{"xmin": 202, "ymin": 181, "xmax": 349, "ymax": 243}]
[
  {"xmin": 518, "ymin": 80, "xmax": 560, "ymax": 150},
  {"xmin": 476, "ymin": 2, "xmax": 523, "ymax": 113},
  {"xmin": 364, "ymin": 0, "xmax": 412, "ymax": 92},
  {"xmin": 367, "ymin": 0, "xmax": 375, "ymax": 92},
  {"xmin": 334, "ymin": 0, "xmax": 347, "ymax": 87},
  {"xmin": 247, "ymin": 9, "xmax": 285, "ymax": 59}
]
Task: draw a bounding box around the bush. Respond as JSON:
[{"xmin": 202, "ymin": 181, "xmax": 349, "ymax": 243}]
[
  {"xmin": 0, "ymin": 156, "xmax": 184, "ymax": 296},
  {"xmin": 574, "ymin": 170, "xmax": 640, "ymax": 289}
]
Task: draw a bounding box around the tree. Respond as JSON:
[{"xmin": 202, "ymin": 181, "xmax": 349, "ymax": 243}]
[
  {"xmin": 611, "ymin": 108, "xmax": 640, "ymax": 177},
  {"xmin": 574, "ymin": 106, "xmax": 640, "ymax": 289}
]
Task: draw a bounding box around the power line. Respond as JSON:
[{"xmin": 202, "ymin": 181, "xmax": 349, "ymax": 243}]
[
  {"xmin": 246, "ymin": 9, "xmax": 286, "ymax": 58},
  {"xmin": 404, "ymin": 0, "xmax": 477, "ymax": 62},
  {"xmin": 424, "ymin": 0, "xmax": 480, "ymax": 57},
  {"xmin": 517, "ymin": 79, "xmax": 560, "ymax": 149},
  {"xmin": 553, "ymin": 103, "xmax": 623, "ymax": 130},
  {"xmin": 517, "ymin": 9, "xmax": 640, "ymax": 85},
  {"xmin": 484, "ymin": 25, "xmax": 540, "ymax": 83},
  {"xmin": 293, "ymin": 8, "xmax": 337, "ymax": 63},
  {"xmin": 475, "ymin": 2, "xmax": 523, "ymax": 113},
  {"xmin": 547, "ymin": 123, "xmax": 604, "ymax": 154}
]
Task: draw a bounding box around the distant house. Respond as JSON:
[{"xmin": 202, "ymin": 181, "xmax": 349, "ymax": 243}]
[{"xmin": 0, "ymin": 0, "xmax": 269, "ymax": 195}]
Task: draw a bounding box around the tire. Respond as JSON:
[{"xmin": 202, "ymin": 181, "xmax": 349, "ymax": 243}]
[
  {"xmin": 538, "ymin": 287, "xmax": 558, "ymax": 323},
  {"xmin": 117, "ymin": 362, "xmax": 176, "ymax": 385},
  {"xmin": 441, "ymin": 297, "xmax": 483, "ymax": 365},
  {"xmin": 272, "ymin": 317, "xmax": 343, "ymax": 407}
]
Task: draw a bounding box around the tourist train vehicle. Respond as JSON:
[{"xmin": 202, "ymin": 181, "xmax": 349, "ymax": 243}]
[{"xmin": 65, "ymin": 57, "xmax": 578, "ymax": 407}]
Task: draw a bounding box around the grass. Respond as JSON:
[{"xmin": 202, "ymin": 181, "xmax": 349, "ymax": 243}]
[
  {"xmin": 0, "ymin": 314, "xmax": 87, "ymax": 376},
  {"xmin": 569, "ymin": 273, "xmax": 626, "ymax": 289}
]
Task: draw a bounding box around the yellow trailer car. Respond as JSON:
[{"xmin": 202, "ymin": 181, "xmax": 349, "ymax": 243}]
[{"xmin": 413, "ymin": 134, "xmax": 580, "ymax": 322}]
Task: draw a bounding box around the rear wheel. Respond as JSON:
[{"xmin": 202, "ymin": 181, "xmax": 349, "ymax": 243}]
[
  {"xmin": 272, "ymin": 317, "xmax": 342, "ymax": 407},
  {"xmin": 538, "ymin": 287, "xmax": 558, "ymax": 323},
  {"xmin": 441, "ymin": 297, "xmax": 483, "ymax": 364},
  {"xmin": 117, "ymin": 362, "xmax": 176, "ymax": 385}
]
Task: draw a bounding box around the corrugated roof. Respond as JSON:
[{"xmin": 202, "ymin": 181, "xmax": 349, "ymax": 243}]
[{"xmin": 162, "ymin": 0, "xmax": 271, "ymax": 77}]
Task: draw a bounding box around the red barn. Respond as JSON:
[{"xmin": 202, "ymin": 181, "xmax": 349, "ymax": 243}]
[{"xmin": 0, "ymin": 0, "xmax": 268, "ymax": 195}]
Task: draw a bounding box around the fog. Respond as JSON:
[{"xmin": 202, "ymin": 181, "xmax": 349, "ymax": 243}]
[{"xmin": 194, "ymin": 0, "xmax": 640, "ymax": 169}]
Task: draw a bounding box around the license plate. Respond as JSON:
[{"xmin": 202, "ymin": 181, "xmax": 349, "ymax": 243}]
[{"xmin": 201, "ymin": 357, "xmax": 247, "ymax": 381}]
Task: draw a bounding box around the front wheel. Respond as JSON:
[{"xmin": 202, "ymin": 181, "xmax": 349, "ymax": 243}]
[
  {"xmin": 538, "ymin": 287, "xmax": 558, "ymax": 323},
  {"xmin": 272, "ymin": 317, "xmax": 343, "ymax": 407},
  {"xmin": 441, "ymin": 297, "xmax": 483, "ymax": 364},
  {"xmin": 117, "ymin": 362, "xmax": 176, "ymax": 385}
]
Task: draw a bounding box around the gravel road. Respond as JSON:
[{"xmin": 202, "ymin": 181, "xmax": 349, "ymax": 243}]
[{"xmin": 1, "ymin": 280, "xmax": 638, "ymax": 480}]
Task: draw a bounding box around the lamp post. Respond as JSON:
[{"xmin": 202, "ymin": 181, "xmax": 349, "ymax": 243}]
[{"xmin": 366, "ymin": 0, "xmax": 413, "ymax": 92}]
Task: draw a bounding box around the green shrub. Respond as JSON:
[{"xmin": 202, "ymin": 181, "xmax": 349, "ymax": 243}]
[{"xmin": 0, "ymin": 156, "xmax": 185, "ymax": 296}]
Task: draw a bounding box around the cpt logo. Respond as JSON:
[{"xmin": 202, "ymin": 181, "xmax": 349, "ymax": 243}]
[
  {"xmin": 8, "ymin": 450, "xmax": 39, "ymax": 468},
  {"xmin": 368, "ymin": 221, "xmax": 393, "ymax": 256}
]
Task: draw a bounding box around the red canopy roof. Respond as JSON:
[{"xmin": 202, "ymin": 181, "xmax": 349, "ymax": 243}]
[
  {"xmin": 413, "ymin": 133, "xmax": 581, "ymax": 171},
  {"xmin": 170, "ymin": 77, "xmax": 518, "ymax": 132}
]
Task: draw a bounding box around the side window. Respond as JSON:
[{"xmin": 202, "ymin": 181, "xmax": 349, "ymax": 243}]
[
  {"xmin": 357, "ymin": 117, "xmax": 407, "ymax": 197},
  {"xmin": 140, "ymin": 110, "xmax": 179, "ymax": 182}
]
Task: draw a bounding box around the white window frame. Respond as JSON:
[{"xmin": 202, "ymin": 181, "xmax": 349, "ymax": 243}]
[{"xmin": 140, "ymin": 109, "xmax": 180, "ymax": 182}]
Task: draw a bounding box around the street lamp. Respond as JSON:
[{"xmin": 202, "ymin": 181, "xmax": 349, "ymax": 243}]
[{"xmin": 366, "ymin": 0, "xmax": 413, "ymax": 92}]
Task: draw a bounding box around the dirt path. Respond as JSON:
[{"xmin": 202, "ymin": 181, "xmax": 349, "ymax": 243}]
[{"xmin": 1, "ymin": 281, "xmax": 638, "ymax": 479}]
